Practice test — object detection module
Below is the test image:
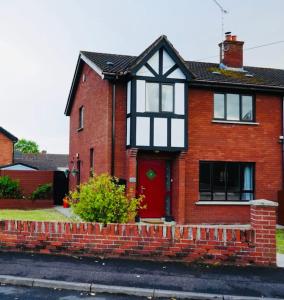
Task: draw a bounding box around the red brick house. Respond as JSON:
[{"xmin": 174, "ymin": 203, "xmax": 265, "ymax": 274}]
[
  {"xmin": 0, "ymin": 127, "xmax": 18, "ymax": 166},
  {"xmin": 65, "ymin": 34, "xmax": 284, "ymax": 224}
]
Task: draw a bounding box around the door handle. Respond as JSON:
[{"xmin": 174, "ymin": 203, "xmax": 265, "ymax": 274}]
[{"xmin": 140, "ymin": 186, "xmax": 146, "ymax": 194}]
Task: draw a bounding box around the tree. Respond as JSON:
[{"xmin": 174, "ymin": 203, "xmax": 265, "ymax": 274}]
[{"xmin": 15, "ymin": 139, "xmax": 39, "ymax": 154}]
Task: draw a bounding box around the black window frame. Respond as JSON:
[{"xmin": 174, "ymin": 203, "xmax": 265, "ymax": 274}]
[
  {"xmin": 213, "ymin": 93, "xmax": 255, "ymax": 122},
  {"xmin": 199, "ymin": 161, "xmax": 255, "ymax": 201},
  {"xmin": 145, "ymin": 81, "xmax": 175, "ymax": 114},
  {"xmin": 78, "ymin": 106, "xmax": 84, "ymax": 130}
]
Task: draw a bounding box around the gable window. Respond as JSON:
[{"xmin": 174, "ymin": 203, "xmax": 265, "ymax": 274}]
[
  {"xmin": 145, "ymin": 82, "xmax": 174, "ymax": 113},
  {"xmin": 214, "ymin": 93, "xmax": 254, "ymax": 122},
  {"xmin": 199, "ymin": 161, "xmax": 254, "ymax": 201},
  {"xmin": 78, "ymin": 106, "xmax": 84, "ymax": 129}
]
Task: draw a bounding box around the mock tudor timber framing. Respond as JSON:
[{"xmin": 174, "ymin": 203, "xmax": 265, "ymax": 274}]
[{"xmin": 127, "ymin": 45, "xmax": 190, "ymax": 152}]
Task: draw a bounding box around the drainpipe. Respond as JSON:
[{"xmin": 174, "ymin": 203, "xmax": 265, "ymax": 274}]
[
  {"xmin": 282, "ymin": 96, "xmax": 284, "ymax": 190},
  {"xmin": 111, "ymin": 82, "xmax": 116, "ymax": 176}
]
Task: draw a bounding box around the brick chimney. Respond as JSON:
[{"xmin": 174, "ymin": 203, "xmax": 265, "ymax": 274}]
[{"xmin": 219, "ymin": 33, "xmax": 244, "ymax": 69}]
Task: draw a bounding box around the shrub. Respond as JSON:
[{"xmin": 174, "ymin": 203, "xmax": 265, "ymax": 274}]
[
  {"xmin": 0, "ymin": 176, "xmax": 22, "ymax": 199},
  {"xmin": 31, "ymin": 183, "xmax": 53, "ymax": 200},
  {"xmin": 69, "ymin": 174, "xmax": 143, "ymax": 224}
]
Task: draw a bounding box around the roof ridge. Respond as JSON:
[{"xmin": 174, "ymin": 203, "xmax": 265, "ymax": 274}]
[{"xmin": 81, "ymin": 50, "xmax": 137, "ymax": 58}]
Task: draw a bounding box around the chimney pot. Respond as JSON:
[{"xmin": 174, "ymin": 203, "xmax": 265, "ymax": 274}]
[
  {"xmin": 225, "ymin": 34, "xmax": 232, "ymax": 41},
  {"xmin": 231, "ymin": 35, "xmax": 237, "ymax": 41}
]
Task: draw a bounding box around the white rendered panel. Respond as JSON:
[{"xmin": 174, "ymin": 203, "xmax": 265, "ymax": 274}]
[
  {"xmin": 171, "ymin": 119, "xmax": 184, "ymax": 147},
  {"xmin": 136, "ymin": 117, "xmax": 150, "ymax": 146},
  {"xmin": 127, "ymin": 117, "xmax": 130, "ymax": 145},
  {"xmin": 163, "ymin": 50, "xmax": 175, "ymax": 74},
  {"xmin": 175, "ymin": 83, "xmax": 185, "ymax": 115},
  {"xmin": 136, "ymin": 80, "xmax": 146, "ymax": 112},
  {"xmin": 147, "ymin": 51, "xmax": 159, "ymax": 74},
  {"xmin": 154, "ymin": 118, "xmax": 167, "ymax": 147},
  {"xmin": 167, "ymin": 68, "xmax": 186, "ymax": 79},
  {"xmin": 127, "ymin": 81, "xmax": 131, "ymax": 114},
  {"xmin": 136, "ymin": 66, "xmax": 154, "ymax": 77}
]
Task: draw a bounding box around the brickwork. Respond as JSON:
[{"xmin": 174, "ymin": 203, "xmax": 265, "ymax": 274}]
[
  {"xmin": 0, "ymin": 201, "xmax": 277, "ymax": 266},
  {"xmin": 0, "ymin": 170, "xmax": 53, "ymax": 196},
  {"xmin": 67, "ymin": 61, "xmax": 282, "ymax": 224},
  {"xmin": 186, "ymin": 89, "xmax": 282, "ymax": 224},
  {"xmin": 69, "ymin": 63, "xmax": 112, "ymax": 190},
  {"xmin": 0, "ymin": 133, "xmax": 14, "ymax": 166}
]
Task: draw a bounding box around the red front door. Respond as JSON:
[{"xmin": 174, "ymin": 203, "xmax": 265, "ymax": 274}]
[{"xmin": 137, "ymin": 159, "xmax": 166, "ymax": 218}]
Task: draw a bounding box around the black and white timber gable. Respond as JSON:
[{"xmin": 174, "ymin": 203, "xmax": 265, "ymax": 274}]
[{"xmin": 126, "ymin": 36, "xmax": 192, "ymax": 151}]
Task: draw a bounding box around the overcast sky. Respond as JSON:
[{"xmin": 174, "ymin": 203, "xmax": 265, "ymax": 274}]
[{"xmin": 1, "ymin": 0, "xmax": 283, "ymax": 153}]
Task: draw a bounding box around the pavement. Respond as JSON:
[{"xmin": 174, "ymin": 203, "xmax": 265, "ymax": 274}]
[
  {"xmin": 0, "ymin": 285, "xmax": 151, "ymax": 300},
  {"xmin": 54, "ymin": 206, "xmax": 74, "ymax": 218},
  {"xmin": 0, "ymin": 252, "xmax": 284, "ymax": 299},
  {"xmin": 278, "ymin": 253, "xmax": 284, "ymax": 268}
]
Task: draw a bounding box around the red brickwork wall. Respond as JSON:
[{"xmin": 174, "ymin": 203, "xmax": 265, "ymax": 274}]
[
  {"xmin": 0, "ymin": 202, "xmax": 277, "ymax": 266},
  {"xmin": 68, "ymin": 64, "xmax": 282, "ymax": 224},
  {"xmin": 0, "ymin": 133, "xmax": 14, "ymax": 166},
  {"xmin": 185, "ymin": 89, "xmax": 282, "ymax": 224},
  {"xmin": 0, "ymin": 170, "xmax": 53, "ymax": 196},
  {"xmin": 69, "ymin": 63, "xmax": 112, "ymax": 190}
]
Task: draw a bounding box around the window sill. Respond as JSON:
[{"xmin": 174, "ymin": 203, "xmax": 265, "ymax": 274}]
[
  {"xmin": 196, "ymin": 201, "xmax": 250, "ymax": 206},
  {"xmin": 212, "ymin": 120, "xmax": 259, "ymax": 125},
  {"xmin": 77, "ymin": 127, "xmax": 84, "ymax": 132}
]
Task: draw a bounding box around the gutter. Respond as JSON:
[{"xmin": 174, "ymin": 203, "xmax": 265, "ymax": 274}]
[{"xmin": 189, "ymin": 80, "xmax": 284, "ymax": 94}]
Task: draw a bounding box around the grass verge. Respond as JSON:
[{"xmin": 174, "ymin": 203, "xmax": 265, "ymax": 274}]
[
  {"xmin": 0, "ymin": 208, "xmax": 71, "ymax": 222},
  {"xmin": 277, "ymin": 229, "xmax": 284, "ymax": 254}
]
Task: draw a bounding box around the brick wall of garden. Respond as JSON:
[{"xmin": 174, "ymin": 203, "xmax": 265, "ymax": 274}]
[
  {"xmin": 0, "ymin": 200, "xmax": 277, "ymax": 266},
  {"xmin": 0, "ymin": 170, "xmax": 53, "ymax": 196}
]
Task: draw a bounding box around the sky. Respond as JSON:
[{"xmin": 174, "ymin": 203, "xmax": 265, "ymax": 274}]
[{"xmin": 0, "ymin": 0, "xmax": 283, "ymax": 154}]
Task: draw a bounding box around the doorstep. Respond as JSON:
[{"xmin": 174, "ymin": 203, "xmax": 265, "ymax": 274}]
[{"xmin": 139, "ymin": 218, "xmax": 176, "ymax": 225}]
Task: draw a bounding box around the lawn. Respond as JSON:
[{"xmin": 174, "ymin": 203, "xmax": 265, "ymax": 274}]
[
  {"xmin": 277, "ymin": 229, "xmax": 284, "ymax": 254},
  {"xmin": 0, "ymin": 208, "xmax": 71, "ymax": 222}
]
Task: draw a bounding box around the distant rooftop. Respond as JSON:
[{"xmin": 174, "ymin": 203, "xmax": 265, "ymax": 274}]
[{"xmin": 14, "ymin": 151, "xmax": 68, "ymax": 171}]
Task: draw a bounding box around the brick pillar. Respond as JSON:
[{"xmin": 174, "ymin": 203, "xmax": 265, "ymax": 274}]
[
  {"xmin": 126, "ymin": 148, "xmax": 138, "ymax": 198},
  {"xmin": 250, "ymin": 199, "xmax": 278, "ymax": 266},
  {"xmin": 174, "ymin": 152, "xmax": 187, "ymax": 224}
]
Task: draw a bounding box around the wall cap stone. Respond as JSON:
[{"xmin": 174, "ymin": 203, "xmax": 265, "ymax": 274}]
[{"xmin": 250, "ymin": 199, "xmax": 278, "ymax": 207}]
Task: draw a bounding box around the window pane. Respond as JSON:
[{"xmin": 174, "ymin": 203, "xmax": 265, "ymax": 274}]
[
  {"xmin": 79, "ymin": 107, "xmax": 84, "ymax": 128},
  {"xmin": 242, "ymin": 96, "xmax": 253, "ymax": 121},
  {"xmin": 212, "ymin": 163, "xmax": 226, "ymax": 200},
  {"xmin": 226, "ymin": 163, "xmax": 240, "ymax": 200},
  {"xmin": 162, "ymin": 85, "xmax": 173, "ymax": 112},
  {"xmin": 200, "ymin": 163, "xmax": 211, "ymax": 190},
  {"xmin": 214, "ymin": 94, "xmax": 225, "ymax": 119},
  {"xmin": 227, "ymin": 94, "xmax": 240, "ymax": 120},
  {"xmin": 146, "ymin": 83, "xmax": 159, "ymax": 112},
  {"xmin": 241, "ymin": 164, "xmax": 253, "ymax": 200},
  {"xmin": 227, "ymin": 163, "xmax": 240, "ymax": 191},
  {"xmin": 200, "ymin": 192, "xmax": 211, "ymax": 200}
]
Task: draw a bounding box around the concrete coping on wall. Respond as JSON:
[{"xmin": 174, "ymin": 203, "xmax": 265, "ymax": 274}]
[{"xmin": 250, "ymin": 199, "xmax": 278, "ymax": 207}]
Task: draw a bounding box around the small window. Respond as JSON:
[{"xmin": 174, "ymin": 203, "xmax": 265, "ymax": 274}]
[
  {"xmin": 162, "ymin": 84, "xmax": 174, "ymax": 112},
  {"xmin": 199, "ymin": 161, "xmax": 254, "ymax": 201},
  {"xmin": 146, "ymin": 83, "xmax": 159, "ymax": 112},
  {"xmin": 90, "ymin": 148, "xmax": 94, "ymax": 177},
  {"xmin": 79, "ymin": 106, "xmax": 84, "ymax": 129},
  {"xmin": 214, "ymin": 93, "xmax": 254, "ymax": 122}
]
